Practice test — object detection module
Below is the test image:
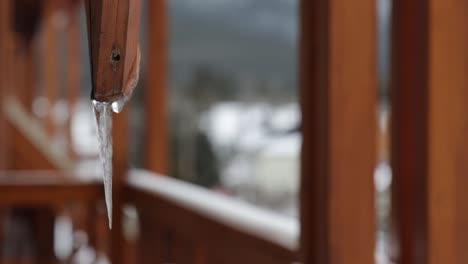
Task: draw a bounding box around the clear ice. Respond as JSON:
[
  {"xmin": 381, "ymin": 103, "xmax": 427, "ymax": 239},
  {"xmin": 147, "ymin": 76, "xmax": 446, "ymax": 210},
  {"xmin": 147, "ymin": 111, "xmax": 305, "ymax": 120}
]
[
  {"xmin": 93, "ymin": 100, "xmax": 114, "ymax": 229},
  {"xmin": 111, "ymin": 95, "xmax": 129, "ymax": 114},
  {"xmin": 93, "ymin": 95, "xmax": 131, "ymax": 229}
]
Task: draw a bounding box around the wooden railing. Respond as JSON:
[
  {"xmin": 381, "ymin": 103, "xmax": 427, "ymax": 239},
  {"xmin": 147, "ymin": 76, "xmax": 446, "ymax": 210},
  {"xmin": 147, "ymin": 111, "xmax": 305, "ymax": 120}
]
[
  {"xmin": 125, "ymin": 170, "xmax": 299, "ymax": 264},
  {"xmin": 0, "ymin": 171, "xmax": 104, "ymax": 263}
]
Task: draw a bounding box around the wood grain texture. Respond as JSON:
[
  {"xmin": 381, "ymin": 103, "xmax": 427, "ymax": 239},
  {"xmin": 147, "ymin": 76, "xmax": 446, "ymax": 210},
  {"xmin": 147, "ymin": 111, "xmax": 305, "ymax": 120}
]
[
  {"xmin": 85, "ymin": 0, "xmax": 141, "ymax": 102},
  {"xmin": 428, "ymin": 0, "xmax": 468, "ymax": 263},
  {"xmin": 300, "ymin": 0, "xmax": 377, "ymax": 263},
  {"xmin": 144, "ymin": 0, "xmax": 169, "ymax": 174}
]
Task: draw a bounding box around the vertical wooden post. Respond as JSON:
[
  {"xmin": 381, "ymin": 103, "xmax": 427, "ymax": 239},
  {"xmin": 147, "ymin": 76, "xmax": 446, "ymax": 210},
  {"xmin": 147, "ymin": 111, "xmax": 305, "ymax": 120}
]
[
  {"xmin": 144, "ymin": 0, "xmax": 168, "ymax": 174},
  {"xmin": 14, "ymin": 42, "xmax": 35, "ymax": 113},
  {"xmin": 0, "ymin": 0, "xmax": 11, "ymax": 169},
  {"xmin": 391, "ymin": 0, "xmax": 428, "ymax": 263},
  {"xmin": 299, "ymin": 0, "xmax": 377, "ymax": 263},
  {"xmin": 43, "ymin": 0, "xmax": 59, "ymax": 137},
  {"xmin": 392, "ymin": 0, "xmax": 468, "ymax": 263},
  {"xmin": 66, "ymin": 3, "xmax": 81, "ymax": 158},
  {"xmin": 427, "ymin": 0, "xmax": 468, "ymax": 263}
]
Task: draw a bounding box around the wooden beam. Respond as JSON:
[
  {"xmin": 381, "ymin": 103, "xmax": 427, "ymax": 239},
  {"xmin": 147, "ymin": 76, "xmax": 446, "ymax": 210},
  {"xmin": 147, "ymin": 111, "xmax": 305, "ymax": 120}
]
[
  {"xmin": 66, "ymin": 3, "xmax": 81, "ymax": 158},
  {"xmin": 0, "ymin": 0, "xmax": 12, "ymax": 169},
  {"xmin": 427, "ymin": 0, "xmax": 468, "ymax": 263},
  {"xmin": 392, "ymin": 0, "xmax": 468, "ymax": 263},
  {"xmin": 144, "ymin": 0, "xmax": 168, "ymax": 174},
  {"xmin": 299, "ymin": 0, "xmax": 377, "ymax": 263},
  {"xmin": 42, "ymin": 0, "xmax": 59, "ymax": 137},
  {"xmin": 391, "ymin": 0, "xmax": 428, "ymax": 263},
  {"xmin": 0, "ymin": 171, "xmax": 102, "ymax": 206}
]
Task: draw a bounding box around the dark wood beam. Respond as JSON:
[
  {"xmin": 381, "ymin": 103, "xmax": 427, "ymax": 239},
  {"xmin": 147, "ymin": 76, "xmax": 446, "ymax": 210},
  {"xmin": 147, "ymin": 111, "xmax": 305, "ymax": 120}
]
[
  {"xmin": 391, "ymin": 0, "xmax": 428, "ymax": 263},
  {"xmin": 392, "ymin": 0, "xmax": 468, "ymax": 263},
  {"xmin": 300, "ymin": 0, "xmax": 377, "ymax": 263}
]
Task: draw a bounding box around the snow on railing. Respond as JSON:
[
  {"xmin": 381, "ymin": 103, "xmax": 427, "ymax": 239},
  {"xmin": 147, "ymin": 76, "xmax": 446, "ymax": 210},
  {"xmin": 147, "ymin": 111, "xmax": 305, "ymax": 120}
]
[{"xmin": 127, "ymin": 169, "xmax": 299, "ymax": 252}]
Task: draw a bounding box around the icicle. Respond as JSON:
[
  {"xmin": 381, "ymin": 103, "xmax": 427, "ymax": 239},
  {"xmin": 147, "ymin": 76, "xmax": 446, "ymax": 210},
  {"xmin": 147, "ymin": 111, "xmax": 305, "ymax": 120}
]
[{"xmin": 93, "ymin": 100, "xmax": 113, "ymax": 229}]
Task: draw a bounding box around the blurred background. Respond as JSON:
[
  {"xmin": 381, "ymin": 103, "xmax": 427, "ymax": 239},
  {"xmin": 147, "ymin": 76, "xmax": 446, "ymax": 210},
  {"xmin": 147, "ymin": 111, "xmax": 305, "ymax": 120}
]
[{"xmin": 0, "ymin": 0, "xmax": 392, "ymax": 263}]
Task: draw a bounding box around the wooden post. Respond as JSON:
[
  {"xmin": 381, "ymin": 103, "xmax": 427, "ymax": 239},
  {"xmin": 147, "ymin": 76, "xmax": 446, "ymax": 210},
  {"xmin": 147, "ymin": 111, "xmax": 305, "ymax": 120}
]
[
  {"xmin": 392, "ymin": 0, "xmax": 468, "ymax": 263},
  {"xmin": 427, "ymin": 0, "xmax": 468, "ymax": 263},
  {"xmin": 299, "ymin": 0, "xmax": 377, "ymax": 263},
  {"xmin": 66, "ymin": 3, "xmax": 81, "ymax": 158},
  {"xmin": 0, "ymin": 0, "xmax": 11, "ymax": 169},
  {"xmin": 391, "ymin": 0, "xmax": 428, "ymax": 263},
  {"xmin": 14, "ymin": 41, "xmax": 35, "ymax": 113},
  {"xmin": 43, "ymin": 0, "xmax": 59, "ymax": 137},
  {"xmin": 144, "ymin": 0, "xmax": 168, "ymax": 174}
]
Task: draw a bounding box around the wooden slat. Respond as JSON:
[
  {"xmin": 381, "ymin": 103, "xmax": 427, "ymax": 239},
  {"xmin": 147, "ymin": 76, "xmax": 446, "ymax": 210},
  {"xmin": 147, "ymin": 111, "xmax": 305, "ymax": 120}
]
[
  {"xmin": 392, "ymin": 0, "xmax": 468, "ymax": 263},
  {"xmin": 3, "ymin": 98, "xmax": 74, "ymax": 170},
  {"xmin": 138, "ymin": 214, "xmax": 169, "ymax": 264},
  {"xmin": 126, "ymin": 170, "xmax": 298, "ymax": 263},
  {"xmin": 0, "ymin": 0, "xmax": 12, "ymax": 169},
  {"xmin": 427, "ymin": 0, "xmax": 468, "ymax": 263},
  {"xmin": 299, "ymin": 0, "xmax": 377, "ymax": 263},
  {"xmin": 131, "ymin": 190, "xmax": 296, "ymax": 264},
  {"xmin": 144, "ymin": 0, "xmax": 168, "ymax": 174},
  {"xmin": 0, "ymin": 172, "xmax": 102, "ymax": 206},
  {"xmin": 42, "ymin": 0, "xmax": 59, "ymax": 137},
  {"xmin": 391, "ymin": 0, "xmax": 428, "ymax": 263},
  {"xmin": 66, "ymin": 3, "xmax": 81, "ymax": 159}
]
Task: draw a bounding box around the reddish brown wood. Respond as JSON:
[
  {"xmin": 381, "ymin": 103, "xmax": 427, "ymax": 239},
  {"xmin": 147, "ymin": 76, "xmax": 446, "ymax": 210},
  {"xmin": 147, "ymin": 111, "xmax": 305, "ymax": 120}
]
[
  {"xmin": 427, "ymin": 0, "xmax": 468, "ymax": 263},
  {"xmin": 66, "ymin": 3, "xmax": 81, "ymax": 159},
  {"xmin": 391, "ymin": 0, "xmax": 428, "ymax": 263},
  {"xmin": 0, "ymin": 0, "xmax": 12, "ymax": 169},
  {"xmin": 144, "ymin": 0, "xmax": 169, "ymax": 174},
  {"xmin": 85, "ymin": 0, "xmax": 142, "ymax": 102},
  {"xmin": 12, "ymin": 0, "xmax": 43, "ymax": 45},
  {"xmin": 127, "ymin": 184, "xmax": 297, "ymax": 264},
  {"xmin": 139, "ymin": 212, "xmax": 167, "ymax": 264},
  {"xmin": 42, "ymin": 0, "xmax": 59, "ymax": 137},
  {"xmin": 14, "ymin": 40, "xmax": 35, "ymax": 113},
  {"xmin": 0, "ymin": 171, "xmax": 102, "ymax": 263},
  {"xmin": 392, "ymin": 1, "xmax": 468, "ymax": 263},
  {"xmin": 10, "ymin": 122, "xmax": 57, "ymax": 170},
  {"xmin": 0, "ymin": 172, "xmax": 102, "ymax": 206},
  {"xmin": 300, "ymin": 0, "xmax": 377, "ymax": 263}
]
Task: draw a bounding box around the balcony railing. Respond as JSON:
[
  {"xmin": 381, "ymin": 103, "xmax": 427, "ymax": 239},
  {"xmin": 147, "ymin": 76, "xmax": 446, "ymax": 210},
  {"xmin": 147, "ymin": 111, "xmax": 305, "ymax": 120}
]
[{"xmin": 126, "ymin": 169, "xmax": 299, "ymax": 263}]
